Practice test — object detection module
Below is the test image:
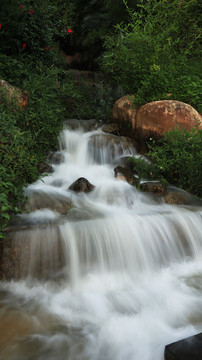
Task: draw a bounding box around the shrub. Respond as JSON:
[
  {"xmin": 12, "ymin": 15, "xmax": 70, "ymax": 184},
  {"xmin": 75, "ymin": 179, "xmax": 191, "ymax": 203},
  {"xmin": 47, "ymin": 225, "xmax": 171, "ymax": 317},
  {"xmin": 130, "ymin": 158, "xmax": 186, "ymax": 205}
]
[
  {"xmin": 100, "ymin": 0, "xmax": 202, "ymax": 111},
  {"xmin": 147, "ymin": 128, "xmax": 202, "ymax": 196},
  {"xmin": 61, "ymin": 72, "xmax": 119, "ymax": 120}
]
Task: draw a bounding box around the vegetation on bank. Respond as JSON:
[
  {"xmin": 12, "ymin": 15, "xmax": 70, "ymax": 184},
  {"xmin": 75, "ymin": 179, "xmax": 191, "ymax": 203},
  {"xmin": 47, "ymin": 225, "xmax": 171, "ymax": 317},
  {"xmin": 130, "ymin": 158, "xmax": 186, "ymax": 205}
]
[
  {"xmin": 0, "ymin": 0, "xmax": 201, "ymax": 236},
  {"xmin": 100, "ymin": 0, "xmax": 201, "ymax": 112},
  {"xmin": 130, "ymin": 128, "xmax": 202, "ymax": 197}
]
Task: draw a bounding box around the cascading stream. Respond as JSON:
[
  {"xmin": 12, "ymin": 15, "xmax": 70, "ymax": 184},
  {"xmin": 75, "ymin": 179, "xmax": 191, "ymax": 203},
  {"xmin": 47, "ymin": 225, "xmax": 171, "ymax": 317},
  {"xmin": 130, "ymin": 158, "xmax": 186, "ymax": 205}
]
[{"xmin": 0, "ymin": 120, "xmax": 202, "ymax": 360}]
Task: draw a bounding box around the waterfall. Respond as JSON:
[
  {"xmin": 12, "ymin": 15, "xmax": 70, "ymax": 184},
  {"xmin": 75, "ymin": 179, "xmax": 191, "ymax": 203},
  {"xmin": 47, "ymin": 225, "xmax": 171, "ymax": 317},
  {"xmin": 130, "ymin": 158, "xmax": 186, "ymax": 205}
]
[{"xmin": 0, "ymin": 120, "xmax": 202, "ymax": 360}]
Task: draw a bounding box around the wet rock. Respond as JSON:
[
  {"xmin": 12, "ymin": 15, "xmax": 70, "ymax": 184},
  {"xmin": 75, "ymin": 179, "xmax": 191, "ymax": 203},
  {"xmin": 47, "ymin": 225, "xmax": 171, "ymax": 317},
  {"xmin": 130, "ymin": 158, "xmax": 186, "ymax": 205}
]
[
  {"xmin": 163, "ymin": 186, "xmax": 200, "ymax": 205},
  {"xmin": 140, "ymin": 181, "xmax": 167, "ymax": 195},
  {"xmin": 69, "ymin": 177, "xmax": 95, "ymax": 193},
  {"xmin": 90, "ymin": 133, "xmax": 135, "ymax": 148},
  {"xmin": 66, "ymin": 208, "xmax": 104, "ymax": 222},
  {"xmin": 114, "ymin": 156, "xmax": 139, "ymax": 174},
  {"xmin": 64, "ymin": 119, "xmax": 102, "ymax": 131},
  {"xmin": 26, "ymin": 189, "xmax": 73, "ymax": 214},
  {"xmin": 37, "ymin": 161, "xmax": 53, "ymax": 174},
  {"xmin": 89, "ymin": 133, "xmax": 136, "ymax": 164},
  {"xmin": 48, "ymin": 151, "xmax": 65, "ymax": 165},
  {"xmin": 0, "ymin": 79, "xmax": 28, "ymax": 109},
  {"xmin": 102, "ymin": 123, "xmax": 121, "ymax": 135},
  {"xmin": 113, "ymin": 95, "xmax": 137, "ymax": 130},
  {"xmin": 165, "ymin": 332, "xmax": 202, "ymax": 360},
  {"xmin": 114, "ymin": 165, "xmax": 138, "ymax": 186}
]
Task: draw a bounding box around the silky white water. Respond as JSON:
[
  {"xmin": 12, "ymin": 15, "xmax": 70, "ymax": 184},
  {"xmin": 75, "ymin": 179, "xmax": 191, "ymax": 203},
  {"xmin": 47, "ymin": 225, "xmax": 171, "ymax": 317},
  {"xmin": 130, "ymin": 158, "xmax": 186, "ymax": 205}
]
[{"xmin": 0, "ymin": 121, "xmax": 202, "ymax": 360}]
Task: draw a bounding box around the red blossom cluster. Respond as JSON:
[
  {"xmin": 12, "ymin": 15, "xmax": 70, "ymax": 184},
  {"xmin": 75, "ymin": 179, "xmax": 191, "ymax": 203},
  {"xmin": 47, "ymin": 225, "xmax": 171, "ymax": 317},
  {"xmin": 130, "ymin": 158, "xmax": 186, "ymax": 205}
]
[
  {"xmin": 17, "ymin": 5, "xmax": 72, "ymax": 50},
  {"xmin": 19, "ymin": 5, "xmax": 33, "ymax": 14}
]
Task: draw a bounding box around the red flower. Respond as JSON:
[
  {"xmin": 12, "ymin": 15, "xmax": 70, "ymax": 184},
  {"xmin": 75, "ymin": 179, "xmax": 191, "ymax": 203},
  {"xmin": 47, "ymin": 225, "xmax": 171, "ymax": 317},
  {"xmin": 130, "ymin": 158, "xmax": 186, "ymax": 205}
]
[
  {"xmin": 67, "ymin": 28, "xmax": 72, "ymax": 33},
  {"xmin": 19, "ymin": 5, "xmax": 23, "ymax": 9},
  {"xmin": 52, "ymin": 47, "xmax": 55, "ymax": 51},
  {"xmin": 22, "ymin": 42, "xmax": 27, "ymax": 49},
  {"xmin": 28, "ymin": 9, "xmax": 34, "ymax": 14},
  {"xmin": 0, "ymin": 24, "xmax": 1, "ymax": 30},
  {"xmin": 45, "ymin": 45, "xmax": 49, "ymax": 51}
]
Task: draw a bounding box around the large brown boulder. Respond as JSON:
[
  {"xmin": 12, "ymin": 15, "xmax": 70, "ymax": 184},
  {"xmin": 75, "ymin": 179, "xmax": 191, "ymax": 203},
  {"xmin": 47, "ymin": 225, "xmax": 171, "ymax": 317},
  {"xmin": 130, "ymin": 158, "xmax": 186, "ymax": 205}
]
[
  {"xmin": 113, "ymin": 97, "xmax": 202, "ymax": 151},
  {"xmin": 136, "ymin": 100, "xmax": 202, "ymax": 140},
  {"xmin": 0, "ymin": 79, "xmax": 28, "ymax": 109}
]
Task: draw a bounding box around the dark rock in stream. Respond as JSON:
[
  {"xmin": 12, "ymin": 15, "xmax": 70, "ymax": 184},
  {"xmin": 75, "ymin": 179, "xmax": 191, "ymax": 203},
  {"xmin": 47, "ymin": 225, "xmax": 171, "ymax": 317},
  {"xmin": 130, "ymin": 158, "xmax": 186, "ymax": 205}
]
[
  {"xmin": 140, "ymin": 183, "xmax": 202, "ymax": 206},
  {"xmin": 69, "ymin": 177, "xmax": 95, "ymax": 193},
  {"xmin": 26, "ymin": 189, "xmax": 73, "ymax": 214},
  {"xmin": 114, "ymin": 165, "xmax": 138, "ymax": 186},
  {"xmin": 48, "ymin": 151, "xmax": 65, "ymax": 165},
  {"xmin": 89, "ymin": 133, "xmax": 136, "ymax": 164},
  {"xmin": 102, "ymin": 123, "xmax": 121, "ymax": 135},
  {"xmin": 37, "ymin": 161, "xmax": 53, "ymax": 174},
  {"xmin": 64, "ymin": 119, "xmax": 102, "ymax": 131},
  {"xmin": 140, "ymin": 181, "xmax": 167, "ymax": 196},
  {"xmin": 164, "ymin": 332, "xmax": 202, "ymax": 360},
  {"xmin": 163, "ymin": 186, "xmax": 202, "ymax": 206}
]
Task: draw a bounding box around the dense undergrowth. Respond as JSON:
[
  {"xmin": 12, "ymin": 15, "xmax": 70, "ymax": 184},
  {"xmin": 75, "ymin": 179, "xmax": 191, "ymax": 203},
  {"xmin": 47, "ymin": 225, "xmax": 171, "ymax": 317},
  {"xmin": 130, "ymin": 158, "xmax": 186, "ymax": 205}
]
[{"xmin": 100, "ymin": 0, "xmax": 201, "ymax": 112}]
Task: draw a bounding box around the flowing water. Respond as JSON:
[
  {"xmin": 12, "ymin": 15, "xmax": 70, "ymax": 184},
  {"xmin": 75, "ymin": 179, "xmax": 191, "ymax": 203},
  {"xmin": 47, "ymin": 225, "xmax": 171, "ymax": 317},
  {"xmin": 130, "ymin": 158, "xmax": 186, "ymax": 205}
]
[{"xmin": 0, "ymin": 120, "xmax": 202, "ymax": 360}]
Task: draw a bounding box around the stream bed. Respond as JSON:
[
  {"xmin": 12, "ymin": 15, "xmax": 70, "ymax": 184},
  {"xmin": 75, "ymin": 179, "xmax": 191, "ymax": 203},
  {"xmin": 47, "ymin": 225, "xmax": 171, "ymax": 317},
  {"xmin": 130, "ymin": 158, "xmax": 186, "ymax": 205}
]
[{"xmin": 0, "ymin": 119, "xmax": 202, "ymax": 360}]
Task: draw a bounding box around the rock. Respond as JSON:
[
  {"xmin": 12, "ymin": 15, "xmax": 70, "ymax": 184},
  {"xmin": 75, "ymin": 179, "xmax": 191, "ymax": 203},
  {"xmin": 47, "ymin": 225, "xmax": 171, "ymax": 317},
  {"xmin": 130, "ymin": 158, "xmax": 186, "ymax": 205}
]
[
  {"xmin": 90, "ymin": 133, "xmax": 136, "ymax": 151},
  {"xmin": 102, "ymin": 123, "xmax": 121, "ymax": 135},
  {"xmin": 113, "ymin": 97, "xmax": 202, "ymax": 152},
  {"xmin": 48, "ymin": 151, "xmax": 65, "ymax": 165},
  {"xmin": 140, "ymin": 181, "xmax": 167, "ymax": 195},
  {"xmin": 136, "ymin": 100, "xmax": 202, "ymax": 142},
  {"xmin": 165, "ymin": 332, "xmax": 202, "ymax": 360},
  {"xmin": 69, "ymin": 177, "xmax": 95, "ymax": 193},
  {"xmin": 114, "ymin": 156, "xmax": 140, "ymax": 173},
  {"xmin": 64, "ymin": 119, "xmax": 102, "ymax": 131},
  {"xmin": 113, "ymin": 95, "xmax": 137, "ymax": 131},
  {"xmin": 37, "ymin": 161, "xmax": 53, "ymax": 174},
  {"xmin": 163, "ymin": 186, "xmax": 199, "ymax": 205},
  {"xmin": 114, "ymin": 165, "xmax": 138, "ymax": 186},
  {"xmin": 89, "ymin": 133, "xmax": 136, "ymax": 164},
  {"xmin": 0, "ymin": 79, "xmax": 28, "ymax": 109},
  {"xmin": 25, "ymin": 189, "xmax": 73, "ymax": 214}
]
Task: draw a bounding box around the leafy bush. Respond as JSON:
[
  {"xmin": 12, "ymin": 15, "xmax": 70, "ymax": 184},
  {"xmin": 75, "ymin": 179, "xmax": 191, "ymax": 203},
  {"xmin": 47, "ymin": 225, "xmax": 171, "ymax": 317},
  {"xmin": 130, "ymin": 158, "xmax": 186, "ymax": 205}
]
[
  {"xmin": 147, "ymin": 128, "xmax": 202, "ymax": 196},
  {"xmin": 61, "ymin": 72, "xmax": 120, "ymax": 120},
  {"xmin": 0, "ymin": 56, "xmax": 66, "ymax": 235},
  {"xmin": 0, "ymin": 0, "xmax": 70, "ymax": 67},
  {"xmin": 0, "ymin": 106, "xmax": 39, "ymax": 236},
  {"xmin": 100, "ymin": 0, "xmax": 202, "ymax": 111}
]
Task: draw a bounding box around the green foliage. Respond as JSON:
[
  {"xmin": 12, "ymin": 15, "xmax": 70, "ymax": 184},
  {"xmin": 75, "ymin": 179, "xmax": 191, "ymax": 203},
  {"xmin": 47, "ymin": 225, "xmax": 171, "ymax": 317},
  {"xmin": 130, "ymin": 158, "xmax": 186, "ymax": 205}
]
[
  {"xmin": 0, "ymin": 0, "xmax": 70, "ymax": 66},
  {"xmin": 127, "ymin": 156, "xmax": 167, "ymax": 190},
  {"xmin": 61, "ymin": 73, "xmax": 119, "ymax": 120},
  {"xmin": 0, "ymin": 55, "xmax": 66, "ymax": 235},
  {"xmin": 147, "ymin": 129, "xmax": 202, "ymax": 196},
  {"xmin": 100, "ymin": 0, "xmax": 202, "ymax": 111}
]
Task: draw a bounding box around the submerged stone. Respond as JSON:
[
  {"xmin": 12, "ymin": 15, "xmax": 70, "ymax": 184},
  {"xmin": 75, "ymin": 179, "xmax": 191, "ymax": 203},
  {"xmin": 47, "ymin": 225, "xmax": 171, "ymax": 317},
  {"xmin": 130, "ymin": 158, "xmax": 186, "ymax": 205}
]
[
  {"xmin": 114, "ymin": 165, "xmax": 138, "ymax": 187},
  {"xmin": 140, "ymin": 181, "xmax": 167, "ymax": 195},
  {"xmin": 165, "ymin": 332, "xmax": 202, "ymax": 360},
  {"xmin": 48, "ymin": 151, "xmax": 65, "ymax": 165},
  {"xmin": 164, "ymin": 186, "xmax": 201, "ymax": 206}
]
